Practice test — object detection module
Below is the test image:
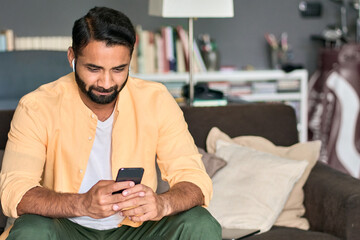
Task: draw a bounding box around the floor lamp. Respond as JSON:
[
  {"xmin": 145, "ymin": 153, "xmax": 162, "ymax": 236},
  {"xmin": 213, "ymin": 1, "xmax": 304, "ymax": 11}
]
[{"xmin": 148, "ymin": 0, "xmax": 234, "ymax": 106}]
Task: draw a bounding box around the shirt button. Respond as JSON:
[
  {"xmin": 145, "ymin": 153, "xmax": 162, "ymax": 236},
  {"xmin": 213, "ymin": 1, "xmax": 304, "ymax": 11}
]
[
  {"xmin": 91, "ymin": 114, "xmax": 95, "ymax": 119},
  {"xmin": 88, "ymin": 136, "xmax": 92, "ymax": 141},
  {"xmin": 80, "ymin": 169, "xmax": 83, "ymax": 173}
]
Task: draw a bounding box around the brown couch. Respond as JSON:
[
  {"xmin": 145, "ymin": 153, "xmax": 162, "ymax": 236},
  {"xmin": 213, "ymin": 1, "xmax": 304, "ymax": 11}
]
[{"xmin": 1, "ymin": 103, "xmax": 360, "ymax": 239}]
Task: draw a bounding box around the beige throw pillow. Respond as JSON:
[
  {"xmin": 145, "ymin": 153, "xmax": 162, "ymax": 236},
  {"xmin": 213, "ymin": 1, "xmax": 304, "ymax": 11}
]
[
  {"xmin": 198, "ymin": 148, "xmax": 227, "ymax": 178},
  {"xmin": 208, "ymin": 140, "xmax": 308, "ymax": 233},
  {"xmin": 206, "ymin": 127, "xmax": 321, "ymax": 230},
  {"xmin": 156, "ymin": 148, "xmax": 227, "ymax": 193}
]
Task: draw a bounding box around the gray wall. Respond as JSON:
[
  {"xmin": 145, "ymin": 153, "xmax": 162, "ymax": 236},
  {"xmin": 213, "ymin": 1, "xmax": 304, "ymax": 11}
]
[{"xmin": 0, "ymin": 0, "xmax": 356, "ymax": 74}]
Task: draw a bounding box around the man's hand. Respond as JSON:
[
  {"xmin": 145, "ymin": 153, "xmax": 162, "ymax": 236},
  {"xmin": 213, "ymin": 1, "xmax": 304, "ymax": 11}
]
[
  {"xmin": 114, "ymin": 181, "xmax": 204, "ymax": 222},
  {"xmin": 17, "ymin": 180, "xmax": 138, "ymax": 219},
  {"xmin": 17, "ymin": 180, "xmax": 203, "ymax": 221},
  {"xmin": 115, "ymin": 184, "xmax": 168, "ymax": 222},
  {"xmin": 79, "ymin": 180, "xmax": 140, "ymax": 219}
]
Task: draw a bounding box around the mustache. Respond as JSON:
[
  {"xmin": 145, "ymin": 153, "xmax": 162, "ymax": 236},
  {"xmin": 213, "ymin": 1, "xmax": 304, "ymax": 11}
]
[{"xmin": 89, "ymin": 86, "xmax": 117, "ymax": 93}]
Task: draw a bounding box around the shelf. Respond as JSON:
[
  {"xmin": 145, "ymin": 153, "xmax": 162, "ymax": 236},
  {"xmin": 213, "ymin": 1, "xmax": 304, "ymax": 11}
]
[
  {"xmin": 237, "ymin": 93, "xmax": 301, "ymax": 102},
  {"xmin": 131, "ymin": 69, "xmax": 308, "ymax": 83},
  {"xmin": 132, "ymin": 69, "xmax": 308, "ymax": 142}
]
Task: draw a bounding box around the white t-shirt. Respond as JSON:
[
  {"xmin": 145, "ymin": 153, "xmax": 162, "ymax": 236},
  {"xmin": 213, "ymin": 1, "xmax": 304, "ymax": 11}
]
[{"xmin": 69, "ymin": 111, "xmax": 124, "ymax": 230}]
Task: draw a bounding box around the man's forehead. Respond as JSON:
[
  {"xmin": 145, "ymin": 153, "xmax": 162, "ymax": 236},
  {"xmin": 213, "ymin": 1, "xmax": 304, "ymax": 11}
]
[{"xmin": 77, "ymin": 40, "xmax": 131, "ymax": 57}]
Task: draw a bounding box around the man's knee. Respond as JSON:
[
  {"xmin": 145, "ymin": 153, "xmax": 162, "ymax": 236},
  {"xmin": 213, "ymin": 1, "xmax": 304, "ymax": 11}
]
[
  {"xmin": 176, "ymin": 206, "xmax": 221, "ymax": 236},
  {"xmin": 7, "ymin": 214, "xmax": 57, "ymax": 240}
]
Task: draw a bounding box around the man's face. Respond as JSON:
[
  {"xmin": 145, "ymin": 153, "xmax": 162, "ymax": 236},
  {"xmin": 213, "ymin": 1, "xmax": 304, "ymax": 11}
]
[{"xmin": 72, "ymin": 41, "xmax": 131, "ymax": 105}]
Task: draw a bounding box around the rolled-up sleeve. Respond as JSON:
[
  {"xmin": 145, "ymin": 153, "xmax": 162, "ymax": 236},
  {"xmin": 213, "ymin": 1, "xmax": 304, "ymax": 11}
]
[
  {"xmin": 155, "ymin": 89, "xmax": 213, "ymax": 207},
  {"xmin": 0, "ymin": 98, "xmax": 47, "ymax": 218}
]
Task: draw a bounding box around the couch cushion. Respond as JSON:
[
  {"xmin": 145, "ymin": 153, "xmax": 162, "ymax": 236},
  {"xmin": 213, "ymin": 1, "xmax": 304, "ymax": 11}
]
[
  {"xmin": 197, "ymin": 148, "xmax": 226, "ymax": 177},
  {"xmin": 181, "ymin": 104, "xmax": 299, "ymax": 150},
  {"xmin": 0, "ymin": 110, "xmax": 14, "ymax": 150},
  {"xmin": 207, "ymin": 127, "xmax": 321, "ymax": 230},
  {"xmin": 0, "ymin": 150, "xmax": 7, "ymax": 233},
  {"xmin": 245, "ymin": 226, "xmax": 341, "ymax": 240},
  {"xmin": 208, "ymin": 140, "xmax": 308, "ymax": 233},
  {"xmin": 156, "ymin": 148, "xmax": 226, "ymax": 193}
]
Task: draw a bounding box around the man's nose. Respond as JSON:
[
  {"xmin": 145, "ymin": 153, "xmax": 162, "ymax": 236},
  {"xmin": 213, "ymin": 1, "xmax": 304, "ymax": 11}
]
[{"xmin": 98, "ymin": 72, "xmax": 112, "ymax": 89}]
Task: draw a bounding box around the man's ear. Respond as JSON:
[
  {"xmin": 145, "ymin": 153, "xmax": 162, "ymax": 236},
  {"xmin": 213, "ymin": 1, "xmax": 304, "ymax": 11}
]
[{"xmin": 67, "ymin": 47, "xmax": 75, "ymax": 71}]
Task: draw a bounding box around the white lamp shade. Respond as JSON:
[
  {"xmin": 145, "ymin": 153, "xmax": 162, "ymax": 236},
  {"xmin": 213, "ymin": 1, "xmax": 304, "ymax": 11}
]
[{"xmin": 149, "ymin": 0, "xmax": 234, "ymax": 18}]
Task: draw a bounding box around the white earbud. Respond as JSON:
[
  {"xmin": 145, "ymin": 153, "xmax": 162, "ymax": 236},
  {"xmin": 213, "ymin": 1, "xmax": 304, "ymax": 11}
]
[{"xmin": 72, "ymin": 59, "xmax": 75, "ymax": 72}]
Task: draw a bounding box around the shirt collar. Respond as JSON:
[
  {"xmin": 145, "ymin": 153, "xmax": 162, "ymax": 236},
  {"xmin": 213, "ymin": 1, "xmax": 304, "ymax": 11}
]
[{"xmin": 66, "ymin": 72, "xmax": 133, "ymax": 121}]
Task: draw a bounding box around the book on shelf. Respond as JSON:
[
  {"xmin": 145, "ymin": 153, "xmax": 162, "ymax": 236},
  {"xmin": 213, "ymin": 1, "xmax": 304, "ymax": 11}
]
[
  {"xmin": 176, "ymin": 25, "xmax": 206, "ymax": 73},
  {"xmin": 207, "ymin": 81, "xmax": 230, "ymax": 96},
  {"xmin": 130, "ymin": 33, "xmax": 139, "ymax": 73},
  {"xmin": 251, "ymin": 81, "xmax": 277, "ymax": 94},
  {"xmin": 0, "ymin": 34, "xmax": 6, "ymax": 52},
  {"xmin": 154, "ymin": 33, "xmax": 165, "ymax": 73},
  {"xmin": 14, "ymin": 36, "xmax": 72, "ymax": 51},
  {"xmin": 160, "ymin": 27, "xmax": 170, "ymax": 73},
  {"xmin": 0, "ymin": 29, "xmax": 14, "ymax": 51},
  {"xmin": 175, "ymin": 39, "xmax": 186, "ymax": 73},
  {"xmin": 176, "ymin": 25, "xmax": 189, "ymax": 71},
  {"xmin": 228, "ymin": 82, "xmax": 252, "ymax": 97},
  {"xmin": 193, "ymin": 39, "xmax": 207, "ymax": 72},
  {"xmin": 277, "ymin": 79, "xmax": 300, "ymax": 92},
  {"xmin": 193, "ymin": 98, "xmax": 228, "ymax": 107},
  {"xmin": 145, "ymin": 31, "xmax": 156, "ymax": 74},
  {"xmin": 4, "ymin": 29, "xmax": 14, "ymax": 51},
  {"xmin": 136, "ymin": 25, "xmax": 145, "ymax": 74},
  {"xmin": 163, "ymin": 26, "xmax": 177, "ymax": 72},
  {"xmin": 162, "ymin": 82, "xmax": 184, "ymax": 99},
  {"xmin": 162, "ymin": 81, "xmax": 186, "ymax": 104},
  {"xmin": 130, "ymin": 25, "xmax": 207, "ymax": 74}
]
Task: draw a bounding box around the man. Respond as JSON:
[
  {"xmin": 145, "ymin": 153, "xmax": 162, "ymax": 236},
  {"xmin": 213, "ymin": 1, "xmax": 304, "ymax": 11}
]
[{"xmin": 0, "ymin": 7, "xmax": 221, "ymax": 239}]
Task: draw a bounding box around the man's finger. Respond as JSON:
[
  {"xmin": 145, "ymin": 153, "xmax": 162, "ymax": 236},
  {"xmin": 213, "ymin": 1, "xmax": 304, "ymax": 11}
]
[
  {"xmin": 128, "ymin": 211, "xmax": 153, "ymax": 222},
  {"xmin": 106, "ymin": 181, "xmax": 135, "ymax": 195},
  {"xmin": 121, "ymin": 184, "xmax": 149, "ymax": 197},
  {"xmin": 120, "ymin": 199, "xmax": 154, "ymax": 217}
]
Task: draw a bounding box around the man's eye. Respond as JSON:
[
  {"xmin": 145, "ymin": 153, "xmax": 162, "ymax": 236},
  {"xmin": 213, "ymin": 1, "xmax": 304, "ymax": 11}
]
[
  {"xmin": 88, "ymin": 67, "xmax": 99, "ymax": 72},
  {"xmin": 113, "ymin": 67, "xmax": 125, "ymax": 73}
]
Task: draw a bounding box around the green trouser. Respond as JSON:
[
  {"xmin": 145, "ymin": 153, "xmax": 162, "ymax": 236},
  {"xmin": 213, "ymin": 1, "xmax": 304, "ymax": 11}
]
[{"xmin": 7, "ymin": 206, "xmax": 221, "ymax": 240}]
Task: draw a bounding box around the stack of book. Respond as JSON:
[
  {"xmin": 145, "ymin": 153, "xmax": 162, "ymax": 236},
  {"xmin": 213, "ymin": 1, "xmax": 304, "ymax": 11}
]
[
  {"xmin": 0, "ymin": 29, "xmax": 72, "ymax": 52},
  {"xmin": 207, "ymin": 81, "xmax": 230, "ymax": 97},
  {"xmin": 192, "ymin": 98, "xmax": 228, "ymax": 107},
  {"xmin": 130, "ymin": 25, "xmax": 207, "ymax": 74},
  {"xmin": 0, "ymin": 29, "xmax": 14, "ymax": 52},
  {"xmin": 252, "ymin": 81, "xmax": 277, "ymax": 94},
  {"xmin": 15, "ymin": 36, "xmax": 72, "ymax": 51},
  {"xmin": 162, "ymin": 82, "xmax": 186, "ymax": 104},
  {"xmin": 277, "ymin": 79, "xmax": 300, "ymax": 92},
  {"xmin": 228, "ymin": 82, "xmax": 252, "ymax": 98}
]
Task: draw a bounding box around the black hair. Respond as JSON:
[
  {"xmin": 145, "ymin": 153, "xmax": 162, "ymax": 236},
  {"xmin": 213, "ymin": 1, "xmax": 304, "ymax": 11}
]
[{"xmin": 72, "ymin": 7, "xmax": 136, "ymax": 57}]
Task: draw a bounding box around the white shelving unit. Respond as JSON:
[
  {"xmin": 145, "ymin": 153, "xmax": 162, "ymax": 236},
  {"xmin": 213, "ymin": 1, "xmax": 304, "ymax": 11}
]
[{"xmin": 132, "ymin": 69, "xmax": 308, "ymax": 142}]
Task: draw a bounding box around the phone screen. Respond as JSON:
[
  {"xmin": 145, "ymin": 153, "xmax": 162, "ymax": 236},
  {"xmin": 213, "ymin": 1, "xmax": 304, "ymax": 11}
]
[{"xmin": 113, "ymin": 167, "xmax": 144, "ymax": 194}]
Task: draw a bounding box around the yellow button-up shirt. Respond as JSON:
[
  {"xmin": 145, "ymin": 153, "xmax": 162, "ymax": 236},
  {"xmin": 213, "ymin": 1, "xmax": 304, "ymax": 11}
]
[{"xmin": 0, "ymin": 73, "xmax": 212, "ymax": 227}]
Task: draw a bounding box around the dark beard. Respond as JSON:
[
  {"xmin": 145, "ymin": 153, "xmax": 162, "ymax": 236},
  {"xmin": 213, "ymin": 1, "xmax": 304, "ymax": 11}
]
[{"xmin": 74, "ymin": 70, "xmax": 128, "ymax": 105}]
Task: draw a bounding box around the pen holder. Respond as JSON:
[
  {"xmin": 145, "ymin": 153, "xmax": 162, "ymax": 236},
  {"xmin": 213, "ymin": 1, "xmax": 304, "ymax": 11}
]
[{"xmin": 269, "ymin": 48, "xmax": 289, "ymax": 69}]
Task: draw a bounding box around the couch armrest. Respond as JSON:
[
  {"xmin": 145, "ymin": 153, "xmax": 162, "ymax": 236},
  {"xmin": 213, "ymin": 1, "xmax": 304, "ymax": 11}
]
[{"xmin": 304, "ymin": 162, "xmax": 360, "ymax": 240}]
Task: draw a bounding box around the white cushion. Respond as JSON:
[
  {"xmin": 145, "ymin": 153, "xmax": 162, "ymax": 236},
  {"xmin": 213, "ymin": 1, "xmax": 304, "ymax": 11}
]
[
  {"xmin": 206, "ymin": 127, "xmax": 321, "ymax": 230},
  {"xmin": 208, "ymin": 140, "xmax": 308, "ymax": 233}
]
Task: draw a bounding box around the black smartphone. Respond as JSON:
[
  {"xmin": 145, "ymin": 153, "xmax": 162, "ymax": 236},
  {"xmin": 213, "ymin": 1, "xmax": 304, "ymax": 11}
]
[{"xmin": 113, "ymin": 167, "xmax": 144, "ymax": 194}]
